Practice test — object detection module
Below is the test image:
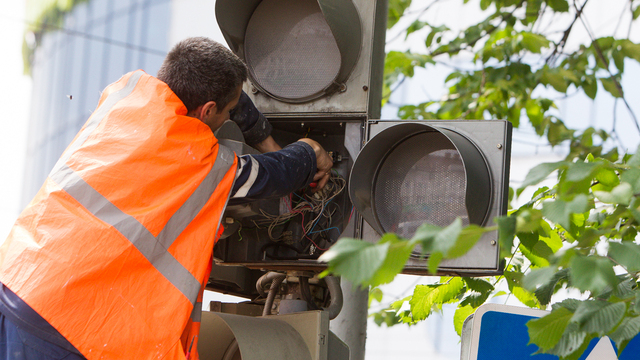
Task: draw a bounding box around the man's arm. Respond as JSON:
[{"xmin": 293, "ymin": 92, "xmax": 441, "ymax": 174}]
[
  {"xmin": 228, "ymin": 139, "xmax": 333, "ymax": 205},
  {"xmin": 229, "ymin": 91, "xmax": 277, "ymax": 150},
  {"xmin": 252, "ymin": 135, "xmax": 281, "ymax": 153}
]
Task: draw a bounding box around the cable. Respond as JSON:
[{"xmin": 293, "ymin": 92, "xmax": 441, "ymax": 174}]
[{"xmin": 252, "ymin": 171, "xmax": 347, "ymax": 257}]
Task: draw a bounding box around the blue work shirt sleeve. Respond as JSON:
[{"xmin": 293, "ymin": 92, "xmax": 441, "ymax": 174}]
[{"xmin": 229, "ymin": 141, "xmax": 317, "ymax": 204}]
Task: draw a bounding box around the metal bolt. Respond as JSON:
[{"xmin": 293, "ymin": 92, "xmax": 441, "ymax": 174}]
[
  {"xmin": 363, "ymin": 85, "xmax": 369, "ymax": 91},
  {"xmin": 339, "ymin": 83, "xmax": 347, "ymax": 93},
  {"xmin": 251, "ymin": 85, "xmax": 258, "ymax": 94},
  {"xmin": 490, "ymin": 240, "xmax": 497, "ymax": 245},
  {"xmin": 497, "ymin": 143, "xmax": 503, "ymax": 149}
]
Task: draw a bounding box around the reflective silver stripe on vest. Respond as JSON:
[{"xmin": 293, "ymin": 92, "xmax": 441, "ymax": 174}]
[
  {"xmin": 47, "ymin": 71, "xmax": 236, "ymax": 305},
  {"xmin": 191, "ymin": 302, "xmax": 203, "ymax": 323},
  {"xmin": 157, "ymin": 146, "xmax": 235, "ymax": 250}
]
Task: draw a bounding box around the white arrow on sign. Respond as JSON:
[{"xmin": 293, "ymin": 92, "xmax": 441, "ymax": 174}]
[{"xmin": 584, "ymin": 337, "xmax": 617, "ymax": 360}]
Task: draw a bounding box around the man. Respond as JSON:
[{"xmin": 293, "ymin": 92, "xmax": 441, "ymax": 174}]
[{"xmin": 0, "ymin": 37, "xmax": 333, "ymax": 359}]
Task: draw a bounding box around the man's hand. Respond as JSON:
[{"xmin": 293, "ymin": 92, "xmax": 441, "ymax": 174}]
[{"xmin": 297, "ymin": 138, "xmax": 333, "ymax": 191}]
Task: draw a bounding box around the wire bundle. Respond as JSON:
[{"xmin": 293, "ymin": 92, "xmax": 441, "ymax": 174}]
[{"xmin": 252, "ymin": 170, "xmax": 347, "ymax": 252}]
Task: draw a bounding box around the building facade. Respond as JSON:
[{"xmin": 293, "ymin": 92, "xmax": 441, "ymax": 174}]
[{"xmin": 22, "ymin": 0, "xmax": 221, "ymax": 205}]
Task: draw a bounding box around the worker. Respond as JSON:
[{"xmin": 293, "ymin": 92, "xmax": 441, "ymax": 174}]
[{"xmin": 0, "ymin": 37, "xmax": 333, "ymax": 360}]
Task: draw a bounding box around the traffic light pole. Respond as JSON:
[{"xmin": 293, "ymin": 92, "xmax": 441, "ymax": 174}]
[{"xmin": 330, "ymin": 280, "xmax": 369, "ymax": 360}]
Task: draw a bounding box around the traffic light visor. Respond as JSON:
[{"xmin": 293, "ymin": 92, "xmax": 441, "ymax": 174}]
[
  {"xmin": 216, "ymin": 0, "xmax": 362, "ymax": 103},
  {"xmin": 350, "ymin": 123, "xmax": 493, "ymax": 238}
]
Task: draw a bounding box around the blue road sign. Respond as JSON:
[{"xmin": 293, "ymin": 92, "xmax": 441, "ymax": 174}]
[{"xmin": 465, "ymin": 303, "xmax": 640, "ymax": 360}]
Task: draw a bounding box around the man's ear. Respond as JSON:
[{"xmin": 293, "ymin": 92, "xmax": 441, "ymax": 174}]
[{"xmin": 201, "ymin": 101, "xmax": 218, "ymax": 118}]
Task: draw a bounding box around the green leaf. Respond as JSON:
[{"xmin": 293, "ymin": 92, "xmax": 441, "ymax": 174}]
[
  {"xmin": 582, "ymin": 75, "xmax": 598, "ymax": 99},
  {"xmin": 608, "ymin": 242, "xmax": 640, "ymax": 273},
  {"xmin": 514, "ymin": 286, "xmax": 543, "ymax": 308},
  {"xmin": 428, "ymin": 249, "xmax": 444, "ymax": 274},
  {"xmin": 523, "ymin": 266, "xmax": 558, "ymax": 291},
  {"xmin": 621, "ymin": 39, "xmax": 640, "ymax": 62},
  {"xmin": 571, "ymin": 300, "xmax": 626, "ymax": 334},
  {"xmin": 594, "ymin": 182, "xmax": 633, "ymax": 205},
  {"xmin": 542, "ymin": 194, "xmax": 589, "ymax": 230},
  {"xmin": 454, "ymin": 305, "xmax": 475, "ymax": 336},
  {"xmin": 412, "ymin": 219, "xmax": 480, "ymax": 261},
  {"xmin": 534, "ymin": 268, "xmax": 570, "ymax": 306},
  {"xmin": 542, "ymin": 67, "xmax": 569, "ymax": 92},
  {"xmin": 369, "ymin": 237, "xmax": 416, "ymax": 286},
  {"xmin": 547, "ymin": 0, "xmax": 569, "ymax": 12},
  {"xmin": 621, "ymin": 168, "xmax": 640, "ymax": 193},
  {"xmin": 319, "ymin": 238, "xmax": 390, "ymax": 285},
  {"xmin": 387, "ymin": 0, "xmax": 412, "ymax": 28},
  {"xmin": 527, "ymin": 307, "xmax": 573, "ymax": 350},
  {"xmin": 496, "ymin": 216, "xmax": 516, "ymax": 258},
  {"xmin": 595, "ymin": 167, "xmax": 620, "ymax": 188},
  {"xmin": 446, "ymin": 225, "xmax": 486, "ymax": 258},
  {"xmin": 461, "ymin": 278, "xmax": 494, "ymax": 308},
  {"xmin": 480, "ymin": 0, "xmax": 492, "ymax": 11},
  {"xmin": 409, "ymin": 278, "xmax": 465, "ymax": 321},
  {"xmin": 369, "ymin": 287, "xmax": 383, "ymax": 307},
  {"xmin": 405, "ymin": 20, "xmax": 428, "ymax": 39},
  {"xmin": 526, "ymin": 99, "xmax": 544, "ymax": 127},
  {"xmin": 565, "ymin": 162, "xmax": 599, "ymax": 182},
  {"xmin": 600, "ymin": 77, "xmax": 624, "ymax": 98},
  {"xmin": 521, "ymin": 161, "xmax": 566, "ymax": 189},
  {"xmin": 610, "ymin": 316, "xmax": 640, "ymax": 352},
  {"xmin": 569, "ymin": 255, "xmax": 618, "ymax": 294},
  {"xmin": 549, "ymin": 322, "xmax": 589, "ymax": 358},
  {"xmin": 634, "ymin": 5, "xmax": 640, "ymax": 20},
  {"xmin": 520, "ymin": 32, "xmax": 550, "ymax": 53},
  {"xmin": 547, "ymin": 120, "xmax": 575, "ymax": 146},
  {"xmin": 627, "ymin": 145, "xmax": 640, "ymax": 167}
]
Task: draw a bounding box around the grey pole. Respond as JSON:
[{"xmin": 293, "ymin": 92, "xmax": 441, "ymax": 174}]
[{"xmin": 330, "ymin": 279, "xmax": 369, "ymax": 360}]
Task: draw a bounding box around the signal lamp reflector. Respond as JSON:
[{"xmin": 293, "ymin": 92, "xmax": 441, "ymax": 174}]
[
  {"xmin": 350, "ymin": 123, "xmax": 493, "ymax": 239},
  {"xmin": 245, "ymin": 0, "xmax": 340, "ymax": 102}
]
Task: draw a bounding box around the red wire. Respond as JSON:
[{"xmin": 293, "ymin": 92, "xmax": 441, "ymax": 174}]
[
  {"xmin": 287, "ymin": 193, "xmax": 329, "ymax": 251},
  {"xmin": 306, "ymin": 235, "xmax": 329, "ymax": 251}
]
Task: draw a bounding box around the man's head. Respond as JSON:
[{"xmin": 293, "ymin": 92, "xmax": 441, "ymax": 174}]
[{"xmin": 157, "ymin": 37, "xmax": 248, "ymax": 130}]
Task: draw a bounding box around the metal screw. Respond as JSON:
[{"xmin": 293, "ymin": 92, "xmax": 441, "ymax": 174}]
[
  {"xmin": 497, "ymin": 143, "xmax": 503, "ymax": 149},
  {"xmin": 490, "ymin": 240, "xmax": 497, "ymax": 245},
  {"xmin": 363, "ymin": 85, "xmax": 369, "ymax": 91},
  {"xmin": 339, "ymin": 83, "xmax": 347, "ymax": 93},
  {"xmin": 251, "ymin": 85, "xmax": 258, "ymax": 94}
]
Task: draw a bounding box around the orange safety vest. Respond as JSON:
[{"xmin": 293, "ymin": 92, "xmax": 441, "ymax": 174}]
[{"xmin": 0, "ymin": 70, "xmax": 238, "ymax": 359}]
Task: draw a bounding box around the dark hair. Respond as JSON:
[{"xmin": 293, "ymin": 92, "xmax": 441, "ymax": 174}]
[{"xmin": 157, "ymin": 37, "xmax": 248, "ymax": 112}]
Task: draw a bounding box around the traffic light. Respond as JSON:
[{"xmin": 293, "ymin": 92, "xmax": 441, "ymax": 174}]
[
  {"xmin": 351, "ymin": 120, "xmax": 512, "ymax": 276},
  {"xmin": 198, "ymin": 310, "xmax": 348, "ymax": 360},
  {"xmin": 211, "ymin": 0, "xmax": 387, "ymax": 282},
  {"xmin": 210, "ymin": 0, "xmax": 512, "ymax": 282}
]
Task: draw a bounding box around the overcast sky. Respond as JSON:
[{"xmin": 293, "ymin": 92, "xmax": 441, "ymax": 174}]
[{"xmin": 0, "ymin": 0, "xmax": 30, "ymax": 240}]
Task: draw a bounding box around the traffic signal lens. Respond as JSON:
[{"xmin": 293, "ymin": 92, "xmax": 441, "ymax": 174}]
[
  {"xmin": 350, "ymin": 123, "xmax": 494, "ymax": 239},
  {"xmin": 374, "ymin": 132, "xmax": 470, "ymax": 239},
  {"xmin": 245, "ymin": 0, "xmax": 341, "ymax": 101}
]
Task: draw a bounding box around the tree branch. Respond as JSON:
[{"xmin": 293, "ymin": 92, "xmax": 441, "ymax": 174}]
[
  {"xmin": 545, "ymin": 0, "xmax": 590, "ymax": 66},
  {"xmin": 577, "ymin": 6, "xmax": 640, "ymax": 135}
]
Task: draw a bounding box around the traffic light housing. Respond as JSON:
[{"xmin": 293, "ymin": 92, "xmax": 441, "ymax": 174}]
[
  {"xmin": 210, "ymin": 0, "xmax": 512, "ymax": 283},
  {"xmin": 353, "ymin": 120, "xmax": 512, "ymax": 276}
]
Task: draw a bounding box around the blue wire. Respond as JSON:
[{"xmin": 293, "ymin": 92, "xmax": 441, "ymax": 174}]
[
  {"xmin": 292, "ymin": 192, "xmax": 313, "ymax": 208},
  {"xmin": 308, "ymin": 227, "xmax": 340, "ymax": 235},
  {"xmin": 309, "ymin": 198, "xmax": 333, "ymax": 234}
]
